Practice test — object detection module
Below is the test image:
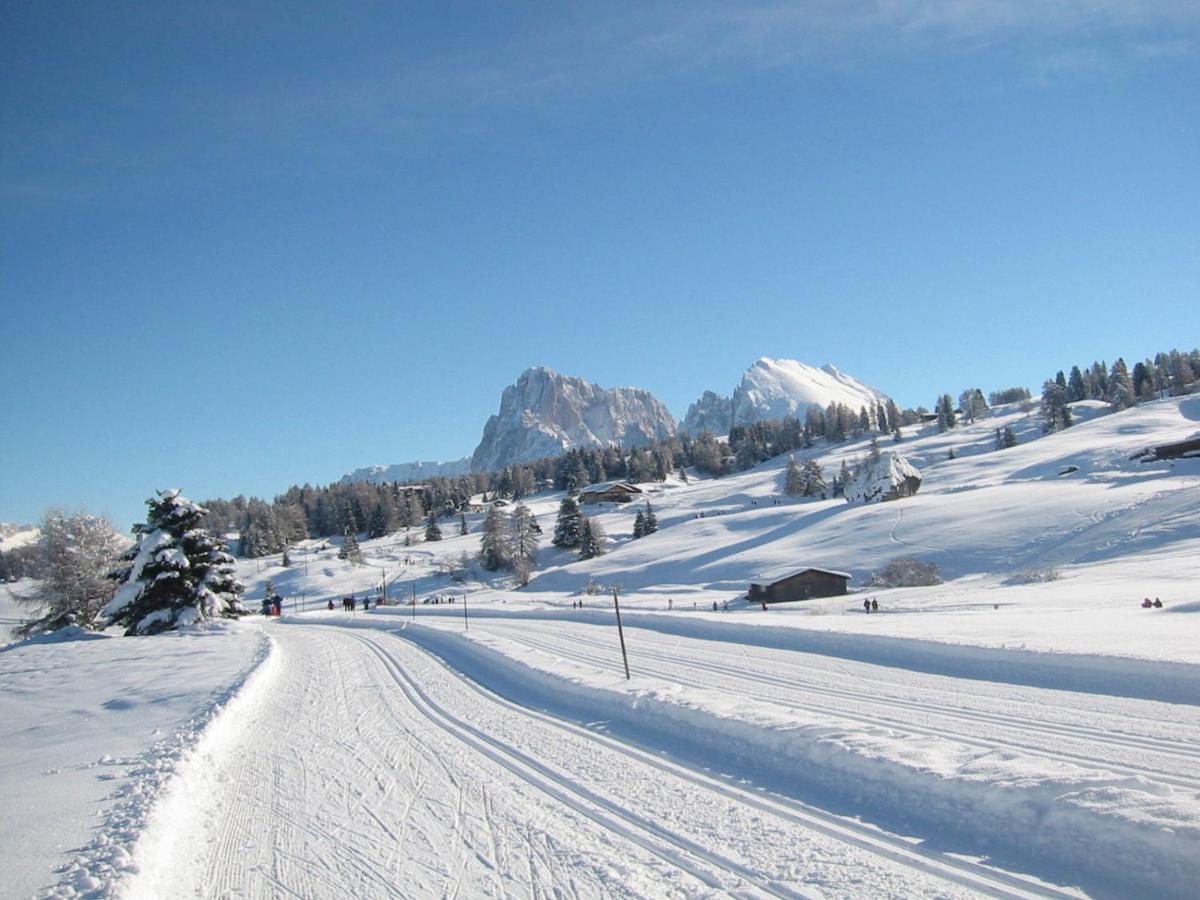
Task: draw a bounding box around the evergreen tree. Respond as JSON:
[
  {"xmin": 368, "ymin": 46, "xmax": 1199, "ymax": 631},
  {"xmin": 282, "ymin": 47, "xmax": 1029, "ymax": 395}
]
[
  {"xmin": 632, "ymin": 509, "xmax": 646, "ymax": 539},
  {"xmin": 783, "ymin": 456, "xmax": 804, "ymax": 495},
  {"xmin": 552, "ymin": 497, "xmax": 583, "ymax": 549},
  {"xmin": 643, "ymin": 502, "xmax": 658, "ymax": 535},
  {"xmin": 1107, "ymin": 358, "xmax": 1136, "ymax": 410},
  {"xmin": 425, "ymin": 510, "xmax": 442, "ymax": 542},
  {"xmin": 1041, "ymin": 379, "xmax": 1072, "ymax": 432},
  {"xmin": 936, "ymin": 394, "xmax": 956, "ymax": 431},
  {"xmin": 1067, "ymin": 366, "xmax": 1087, "ymax": 402},
  {"xmin": 339, "ymin": 526, "xmax": 363, "ymax": 563},
  {"xmin": 281, "ymin": 544, "xmax": 291, "ymax": 567},
  {"xmin": 801, "ymin": 459, "xmax": 828, "ymax": 497},
  {"xmin": 105, "ymin": 490, "xmax": 245, "ymax": 635},
  {"xmin": 479, "ymin": 505, "xmax": 511, "ymax": 571},
  {"xmin": 1001, "ymin": 426, "xmax": 1017, "ymax": 448},
  {"xmin": 577, "ymin": 516, "xmax": 606, "ymax": 560}
]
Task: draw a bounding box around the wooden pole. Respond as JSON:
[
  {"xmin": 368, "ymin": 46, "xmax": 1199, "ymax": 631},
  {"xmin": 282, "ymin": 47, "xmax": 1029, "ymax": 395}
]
[
  {"xmin": 612, "ymin": 588, "xmax": 630, "ymax": 680},
  {"xmin": 463, "ymin": 592, "xmax": 469, "ymax": 631},
  {"xmin": 411, "ymin": 582, "xmax": 416, "ymax": 619}
]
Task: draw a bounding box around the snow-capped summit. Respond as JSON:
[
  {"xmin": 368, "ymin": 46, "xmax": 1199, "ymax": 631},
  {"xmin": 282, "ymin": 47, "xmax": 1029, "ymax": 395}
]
[
  {"xmin": 730, "ymin": 358, "xmax": 889, "ymax": 425},
  {"xmin": 471, "ymin": 366, "xmax": 677, "ymax": 473},
  {"xmin": 680, "ymin": 391, "xmax": 734, "ymax": 436}
]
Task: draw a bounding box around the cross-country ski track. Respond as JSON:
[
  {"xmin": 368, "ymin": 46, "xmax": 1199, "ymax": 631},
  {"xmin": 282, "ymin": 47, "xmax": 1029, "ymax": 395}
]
[{"xmin": 118, "ymin": 615, "xmax": 1200, "ymax": 899}]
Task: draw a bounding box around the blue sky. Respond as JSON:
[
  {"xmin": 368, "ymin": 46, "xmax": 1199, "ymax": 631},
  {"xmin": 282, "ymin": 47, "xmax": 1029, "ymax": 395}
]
[{"xmin": 2, "ymin": 2, "xmax": 1197, "ymax": 531}]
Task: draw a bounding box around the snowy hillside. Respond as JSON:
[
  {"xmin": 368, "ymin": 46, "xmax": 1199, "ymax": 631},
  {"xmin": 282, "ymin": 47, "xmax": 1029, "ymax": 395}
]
[
  {"xmin": 5, "ymin": 394, "xmax": 1199, "ymax": 899},
  {"xmin": 0, "ymin": 523, "xmax": 38, "ymax": 551},
  {"xmin": 730, "ymin": 357, "xmax": 889, "ymax": 425}
]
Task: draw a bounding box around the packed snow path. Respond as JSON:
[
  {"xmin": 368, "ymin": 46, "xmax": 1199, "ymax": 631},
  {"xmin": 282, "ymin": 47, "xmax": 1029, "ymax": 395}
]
[{"xmin": 134, "ymin": 623, "xmax": 1082, "ymax": 899}]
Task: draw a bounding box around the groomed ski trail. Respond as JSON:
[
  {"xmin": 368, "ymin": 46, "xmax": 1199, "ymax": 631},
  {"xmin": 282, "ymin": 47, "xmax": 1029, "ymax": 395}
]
[{"xmin": 130, "ymin": 622, "xmax": 1073, "ymax": 898}]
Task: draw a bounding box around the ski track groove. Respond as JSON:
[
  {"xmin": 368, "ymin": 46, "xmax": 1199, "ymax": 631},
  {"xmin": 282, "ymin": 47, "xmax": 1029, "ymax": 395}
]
[
  {"xmin": 495, "ymin": 624, "xmax": 1200, "ymax": 792},
  {"xmin": 356, "ymin": 626, "xmax": 1074, "ymax": 900},
  {"xmin": 344, "ymin": 630, "xmax": 802, "ymax": 899}
]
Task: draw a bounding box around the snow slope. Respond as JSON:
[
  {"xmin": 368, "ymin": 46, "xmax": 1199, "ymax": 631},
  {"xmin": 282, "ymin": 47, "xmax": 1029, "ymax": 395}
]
[{"xmin": 0, "ymin": 623, "xmax": 266, "ymax": 897}]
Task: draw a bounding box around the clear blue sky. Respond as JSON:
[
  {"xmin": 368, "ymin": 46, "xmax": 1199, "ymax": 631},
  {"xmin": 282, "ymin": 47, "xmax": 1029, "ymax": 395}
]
[{"xmin": 2, "ymin": 2, "xmax": 1197, "ymax": 531}]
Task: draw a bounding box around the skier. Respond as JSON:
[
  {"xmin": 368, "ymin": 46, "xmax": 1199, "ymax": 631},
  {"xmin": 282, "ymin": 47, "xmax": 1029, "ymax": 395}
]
[
  {"xmin": 871, "ymin": 598, "xmax": 879, "ymax": 612},
  {"xmin": 722, "ymin": 600, "xmax": 728, "ymax": 611},
  {"xmin": 1141, "ymin": 597, "xmax": 1153, "ymax": 609},
  {"xmin": 1153, "ymin": 598, "xmax": 1163, "ymax": 608},
  {"xmin": 272, "ymin": 596, "xmax": 282, "ymax": 617},
  {"xmin": 713, "ymin": 600, "xmax": 718, "ymax": 611},
  {"xmin": 261, "ymin": 597, "xmax": 272, "ymax": 617},
  {"xmin": 864, "ymin": 598, "xmax": 871, "ymax": 614},
  {"xmin": 327, "ymin": 599, "xmax": 334, "ymax": 611},
  {"xmin": 363, "ymin": 597, "xmax": 370, "ymax": 611}
]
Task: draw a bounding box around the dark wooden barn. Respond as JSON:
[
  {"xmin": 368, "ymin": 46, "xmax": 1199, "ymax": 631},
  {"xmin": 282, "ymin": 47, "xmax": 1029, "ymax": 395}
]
[{"xmin": 748, "ymin": 567, "xmax": 851, "ymax": 603}]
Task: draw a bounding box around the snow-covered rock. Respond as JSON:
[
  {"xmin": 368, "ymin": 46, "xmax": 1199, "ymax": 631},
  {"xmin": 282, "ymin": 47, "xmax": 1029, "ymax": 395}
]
[
  {"xmin": 471, "ymin": 366, "xmax": 676, "ymax": 473},
  {"xmin": 731, "ymin": 358, "xmax": 889, "ymax": 426},
  {"xmin": 340, "ymin": 458, "xmax": 472, "ymax": 485},
  {"xmin": 680, "ymin": 390, "xmax": 733, "ymax": 436},
  {"xmin": 845, "ymin": 451, "xmax": 922, "ymax": 504}
]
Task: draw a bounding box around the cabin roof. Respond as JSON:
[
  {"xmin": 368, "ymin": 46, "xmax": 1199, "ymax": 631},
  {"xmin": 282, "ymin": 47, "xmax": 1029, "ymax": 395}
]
[{"xmin": 751, "ymin": 565, "xmax": 851, "ymax": 585}]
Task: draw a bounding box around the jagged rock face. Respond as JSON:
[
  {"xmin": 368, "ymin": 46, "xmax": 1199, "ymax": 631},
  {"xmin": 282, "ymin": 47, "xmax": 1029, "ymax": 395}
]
[
  {"xmin": 340, "ymin": 459, "xmax": 472, "ymax": 485},
  {"xmin": 471, "ymin": 367, "xmax": 677, "ymax": 473},
  {"xmin": 845, "ymin": 452, "xmax": 922, "ymax": 504},
  {"xmin": 730, "ymin": 358, "xmax": 889, "ymax": 426},
  {"xmin": 680, "ymin": 391, "xmax": 734, "ymax": 436}
]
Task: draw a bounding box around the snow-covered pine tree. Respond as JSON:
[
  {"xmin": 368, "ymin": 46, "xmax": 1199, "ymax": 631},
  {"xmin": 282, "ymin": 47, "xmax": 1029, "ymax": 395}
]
[
  {"xmin": 479, "ymin": 504, "xmax": 511, "ymax": 571},
  {"xmin": 801, "ymin": 459, "xmax": 828, "ymax": 497},
  {"xmin": 1041, "ymin": 378, "xmax": 1072, "ymax": 431},
  {"xmin": 104, "ymin": 490, "xmax": 245, "ymax": 635},
  {"xmin": 577, "ymin": 516, "xmax": 606, "ymax": 560},
  {"xmin": 632, "ymin": 509, "xmax": 646, "ymax": 538},
  {"xmin": 425, "ymin": 510, "xmax": 442, "ymax": 542},
  {"xmin": 281, "ymin": 544, "xmax": 291, "ymax": 567},
  {"xmin": 1107, "ymin": 358, "xmax": 1136, "ymax": 410},
  {"xmin": 783, "ymin": 456, "xmax": 803, "ymax": 495},
  {"xmin": 339, "ymin": 526, "xmax": 363, "ymax": 562},
  {"xmin": 552, "ymin": 496, "xmax": 582, "ymax": 549}
]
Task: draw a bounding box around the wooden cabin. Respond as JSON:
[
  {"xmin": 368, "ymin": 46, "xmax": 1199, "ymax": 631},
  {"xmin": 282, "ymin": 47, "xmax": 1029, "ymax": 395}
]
[
  {"xmin": 748, "ymin": 567, "xmax": 850, "ymax": 603},
  {"xmin": 578, "ymin": 482, "xmax": 643, "ymax": 504}
]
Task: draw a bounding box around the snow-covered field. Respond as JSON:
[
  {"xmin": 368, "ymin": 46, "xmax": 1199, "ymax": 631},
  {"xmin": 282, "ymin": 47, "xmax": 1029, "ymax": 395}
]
[{"xmin": 3, "ymin": 395, "xmax": 1198, "ymax": 897}]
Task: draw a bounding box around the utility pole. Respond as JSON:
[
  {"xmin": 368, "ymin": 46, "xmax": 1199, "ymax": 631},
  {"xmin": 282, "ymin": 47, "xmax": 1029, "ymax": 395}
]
[
  {"xmin": 463, "ymin": 591, "xmax": 469, "ymax": 631},
  {"xmin": 612, "ymin": 588, "xmax": 630, "ymax": 680},
  {"xmin": 411, "ymin": 582, "xmax": 416, "ymax": 620}
]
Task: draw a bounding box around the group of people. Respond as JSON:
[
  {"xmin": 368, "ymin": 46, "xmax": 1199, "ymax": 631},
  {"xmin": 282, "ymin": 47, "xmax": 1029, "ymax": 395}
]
[
  {"xmin": 332, "ymin": 595, "xmax": 369, "ymax": 612},
  {"xmin": 1140, "ymin": 597, "xmax": 1165, "ymax": 609},
  {"xmin": 863, "ymin": 597, "xmax": 880, "ymax": 613},
  {"xmin": 261, "ymin": 595, "xmax": 283, "ymax": 617},
  {"xmin": 422, "ymin": 594, "xmax": 456, "ymax": 604}
]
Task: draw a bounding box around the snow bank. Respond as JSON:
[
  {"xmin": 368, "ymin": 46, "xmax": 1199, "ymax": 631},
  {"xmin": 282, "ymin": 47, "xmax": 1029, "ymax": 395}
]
[
  {"xmin": 389, "ymin": 623, "xmax": 1200, "ymax": 899},
  {"xmin": 120, "ymin": 633, "xmax": 281, "ymax": 899}
]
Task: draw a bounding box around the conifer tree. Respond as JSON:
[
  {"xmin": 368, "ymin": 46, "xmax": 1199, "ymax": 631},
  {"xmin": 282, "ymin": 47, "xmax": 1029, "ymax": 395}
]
[
  {"xmin": 783, "ymin": 456, "xmax": 804, "ymax": 495},
  {"xmin": 801, "ymin": 459, "xmax": 828, "ymax": 497},
  {"xmin": 479, "ymin": 504, "xmax": 511, "ymax": 571},
  {"xmin": 552, "ymin": 497, "xmax": 583, "ymax": 549},
  {"xmin": 281, "ymin": 544, "xmax": 291, "ymax": 567},
  {"xmin": 632, "ymin": 509, "xmax": 646, "ymax": 539},
  {"xmin": 1041, "ymin": 379, "xmax": 1072, "ymax": 432},
  {"xmin": 425, "ymin": 510, "xmax": 442, "ymax": 542},
  {"xmin": 1107, "ymin": 358, "xmax": 1136, "ymax": 410},
  {"xmin": 339, "ymin": 526, "xmax": 363, "ymax": 563},
  {"xmin": 577, "ymin": 516, "xmax": 606, "ymax": 560},
  {"xmin": 105, "ymin": 490, "xmax": 244, "ymax": 635},
  {"xmin": 643, "ymin": 502, "xmax": 658, "ymax": 535}
]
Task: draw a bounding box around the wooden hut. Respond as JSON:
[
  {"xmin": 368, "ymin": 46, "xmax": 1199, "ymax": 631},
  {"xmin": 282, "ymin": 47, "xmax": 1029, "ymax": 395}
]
[
  {"xmin": 748, "ymin": 566, "xmax": 850, "ymax": 603},
  {"xmin": 578, "ymin": 482, "xmax": 643, "ymax": 504}
]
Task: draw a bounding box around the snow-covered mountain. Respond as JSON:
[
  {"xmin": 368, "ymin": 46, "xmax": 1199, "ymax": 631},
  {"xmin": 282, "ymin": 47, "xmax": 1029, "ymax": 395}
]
[
  {"xmin": 0, "ymin": 524, "xmax": 38, "ymax": 551},
  {"xmin": 340, "ymin": 459, "xmax": 472, "ymax": 485},
  {"xmin": 730, "ymin": 358, "xmax": 889, "ymax": 425},
  {"xmin": 471, "ymin": 366, "xmax": 677, "ymax": 473},
  {"xmin": 680, "ymin": 391, "xmax": 734, "ymax": 436}
]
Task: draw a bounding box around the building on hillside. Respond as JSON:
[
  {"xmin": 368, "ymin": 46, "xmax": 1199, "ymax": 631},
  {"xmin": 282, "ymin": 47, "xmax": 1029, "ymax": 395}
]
[
  {"xmin": 578, "ymin": 482, "xmax": 643, "ymax": 504},
  {"xmin": 748, "ymin": 566, "xmax": 850, "ymax": 603}
]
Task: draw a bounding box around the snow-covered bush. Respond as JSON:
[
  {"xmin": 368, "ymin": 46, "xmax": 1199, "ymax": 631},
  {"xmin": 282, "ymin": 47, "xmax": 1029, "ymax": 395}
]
[
  {"xmin": 104, "ymin": 490, "xmax": 245, "ymax": 635},
  {"xmin": 1009, "ymin": 567, "xmax": 1061, "ymax": 584},
  {"xmin": 867, "ymin": 556, "xmax": 943, "ymax": 587},
  {"xmin": 844, "ymin": 452, "xmax": 922, "ymax": 504}
]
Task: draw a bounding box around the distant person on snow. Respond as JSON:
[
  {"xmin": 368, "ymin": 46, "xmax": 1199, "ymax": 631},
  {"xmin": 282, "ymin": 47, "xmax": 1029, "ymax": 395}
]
[
  {"xmin": 363, "ymin": 597, "xmax": 370, "ymax": 611},
  {"xmin": 864, "ymin": 599, "xmax": 871, "ymax": 614},
  {"xmin": 713, "ymin": 601, "xmax": 718, "ymax": 611},
  {"xmin": 1153, "ymin": 598, "xmax": 1163, "ymax": 608},
  {"xmin": 273, "ymin": 596, "xmax": 282, "ymax": 617},
  {"xmin": 262, "ymin": 597, "xmax": 272, "ymax": 617},
  {"xmin": 1141, "ymin": 598, "xmax": 1153, "ymax": 609},
  {"xmin": 871, "ymin": 598, "xmax": 879, "ymax": 612},
  {"xmin": 327, "ymin": 599, "xmax": 334, "ymax": 611}
]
